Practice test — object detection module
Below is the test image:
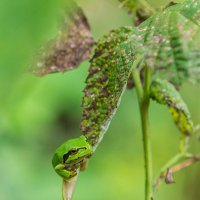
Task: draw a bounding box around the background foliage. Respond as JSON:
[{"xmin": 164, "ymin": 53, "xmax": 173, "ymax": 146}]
[{"xmin": 0, "ymin": 0, "xmax": 199, "ymax": 199}]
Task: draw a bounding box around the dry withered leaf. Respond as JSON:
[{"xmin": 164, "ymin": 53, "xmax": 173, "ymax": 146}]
[{"xmin": 31, "ymin": 1, "xmax": 95, "ymax": 76}]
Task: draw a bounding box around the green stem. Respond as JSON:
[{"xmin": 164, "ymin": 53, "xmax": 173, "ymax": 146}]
[
  {"xmin": 132, "ymin": 66, "xmax": 153, "ymax": 200},
  {"xmin": 179, "ymin": 135, "xmax": 189, "ymax": 154},
  {"xmin": 132, "ymin": 68, "xmax": 143, "ymax": 102},
  {"xmin": 161, "ymin": 153, "xmax": 185, "ymax": 174},
  {"xmin": 140, "ymin": 100, "xmax": 152, "ymax": 200},
  {"xmin": 153, "ymin": 152, "xmax": 185, "ymax": 192},
  {"xmin": 119, "ymin": 0, "xmax": 156, "ymax": 14},
  {"xmin": 153, "ymin": 134, "xmax": 190, "ymax": 192},
  {"xmin": 139, "ymin": 0, "xmax": 156, "ymax": 14}
]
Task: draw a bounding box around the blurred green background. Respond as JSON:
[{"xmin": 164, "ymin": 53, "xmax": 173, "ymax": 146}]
[{"xmin": 0, "ymin": 0, "xmax": 199, "ymax": 199}]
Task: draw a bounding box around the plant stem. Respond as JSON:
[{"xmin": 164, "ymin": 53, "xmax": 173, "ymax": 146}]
[
  {"xmin": 141, "ymin": 67, "xmax": 152, "ymax": 200},
  {"xmin": 139, "ymin": 0, "xmax": 156, "ymax": 14},
  {"xmin": 153, "ymin": 152, "xmax": 185, "ymax": 192},
  {"xmin": 153, "ymin": 153, "xmax": 200, "ymax": 192},
  {"xmin": 132, "ymin": 66, "xmax": 153, "ymax": 200},
  {"xmin": 132, "ymin": 68, "xmax": 143, "ymax": 101},
  {"xmin": 62, "ymin": 175, "xmax": 79, "ymax": 200},
  {"xmin": 140, "ymin": 100, "xmax": 152, "ymax": 200},
  {"xmin": 153, "ymin": 134, "xmax": 190, "ymax": 192}
]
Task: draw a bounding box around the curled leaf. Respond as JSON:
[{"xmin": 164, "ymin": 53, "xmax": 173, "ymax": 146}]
[
  {"xmin": 81, "ymin": 27, "xmax": 138, "ymax": 148},
  {"xmin": 150, "ymin": 79, "xmax": 193, "ymax": 135},
  {"xmin": 31, "ymin": 1, "xmax": 95, "ymax": 76}
]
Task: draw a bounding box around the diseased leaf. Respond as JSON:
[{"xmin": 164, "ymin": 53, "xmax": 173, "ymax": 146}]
[
  {"xmin": 117, "ymin": 2, "xmax": 200, "ymax": 86},
  {"xmin": 180, "ymin": 0, "xmax": 200, "ymax": 26},
  {"xmin": 136, "ymin": 4, "xmax": 200, "ymax": 86},
  {"xmin": 79, "ymin": 1, "xmax": 200, "ymax": 150},
  {"xmin": 31, "ymin": 1, "xmax": 95, "ymax": 76},
  {"xmin": 81, "ymin": 27, "xmax": 138, "ymax": 148},
  {"xmin": 150, "ymin": 78, "xmax": 193, "ymax": 135},
  {"xmin": 188, "ymin": 47, "xmax": 200, "ymax": 84}
]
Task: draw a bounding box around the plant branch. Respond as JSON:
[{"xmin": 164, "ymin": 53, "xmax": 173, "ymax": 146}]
[
  {"xmin": 62, "ymin": 174, "xmax": 79, "ymax": 200},
  {"xmin": 131, "ymin": 55, "xmax": 144, "ymax": 101},
  {"xmin": 132, "ymin": 68, "xmax": 143, "ymax": 101},
  {"xmin": 153, "ymin": 134, "xmax": 190, "ymax": 192},
  {"xmin": 153, "ymin": 131, "xmax": 189, "ymax": 192},
  {"xmin": 153, "ymin": 152, "xmax": 185, "ymax": 192},
  {"xmin": 140, "ymin": 66, "xmax": 153, "ymax": 200},
  {"xmin": 133, "ymin": 65, "xmax": 153, "ymax": 200},
  {"xmin": 179, "ymin": 135, "xmax": 189, "ymax": 153},
  {"xmin": 140, "ymin": 100, "xmax": 153, "ymax": 200},
  {"xmin": 194, "ymin": 124, "xmax": 200, "ymax": 141},
  {"xmin": 119, "ymin": 0, "xmax": 156, "ymax": 14},
  {"xmin": 154, "ymin": 154, "xmax": 200, "ymax": 191},
  {"xmin": 139, "ymin": 0, "xmax": 156, "ymax": 14},
  {"xmin": 171, "ymin": 154, "xmax": 200, "ymax": 172},
  {"xmin": 143, "ymin": 66, "xmax": 151, "ymax": 96}
]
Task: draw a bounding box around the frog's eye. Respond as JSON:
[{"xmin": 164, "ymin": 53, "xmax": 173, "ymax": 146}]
[
  {"xmin": 69, "ymin": 148, "xmax": 78, "ymax": 154},
  {"xmin": 63, "ymin": 148, "xmax": 78, "ymax": 162}
]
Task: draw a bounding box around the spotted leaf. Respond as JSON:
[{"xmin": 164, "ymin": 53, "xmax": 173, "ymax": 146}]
[
  {"xmin": 150, "ymin": 78, "xmax": 193, "ymax": 135},
  {"xmin": 81, "ymin": 27, "xmax": 139, "ymax": 148},
  {"xmin": 136, "ymin": 4, "xmax": 200, "ymax": 86},
  {"xmin": 180, "ymin": 0, "xmax": 200, "ymax": 27}
]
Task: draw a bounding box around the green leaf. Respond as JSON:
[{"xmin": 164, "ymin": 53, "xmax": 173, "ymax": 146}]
[
  {"xmin": 31, "ymin": 1, "xmax": 94, "ymax": 76},
  {"xmin": 80, "ymin": 1, "xmax": 200, "ymax": 148},
  {"xmin": 150, "ymin": 78, "xmax": 193, "ymax": 135},
  {"xmin": 136, "ymin": 4, "xmax": 200, "ymax": 86},
  {"xmin": 81, "ymin": 27, "xmax": 138, "ymax": 148},
  {"xmin": 180, "ymin": 0, "xmax": 200, "ymax": 27}
]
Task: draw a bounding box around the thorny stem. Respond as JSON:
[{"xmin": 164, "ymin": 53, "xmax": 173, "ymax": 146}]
[{"xmin": 132, "ymin": 66, "xmax": 153, "ymax": 200}]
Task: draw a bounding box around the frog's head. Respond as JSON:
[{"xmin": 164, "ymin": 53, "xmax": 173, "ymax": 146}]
[{"xmin": 52, "ymin": 135, "xmax": 92, "ymax": 180}]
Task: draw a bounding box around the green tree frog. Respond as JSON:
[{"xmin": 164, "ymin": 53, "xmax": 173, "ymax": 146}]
[{"xmin": 52, "ymin": 135, "xmax": 92, "ymax": 180}]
